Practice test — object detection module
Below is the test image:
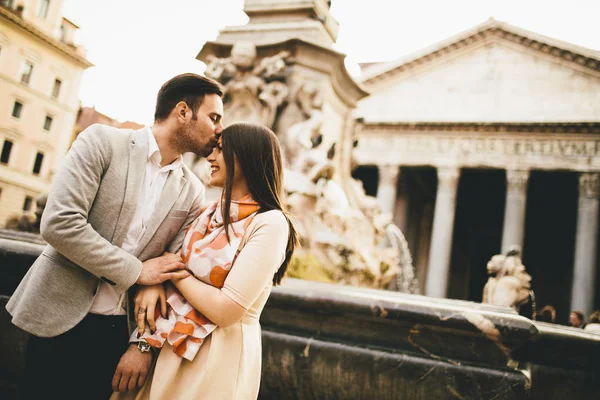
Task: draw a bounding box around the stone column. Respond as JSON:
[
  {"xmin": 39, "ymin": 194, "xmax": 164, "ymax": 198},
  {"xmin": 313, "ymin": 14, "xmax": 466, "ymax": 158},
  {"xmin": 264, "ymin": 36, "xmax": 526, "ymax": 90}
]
[
  {"xmin": 570, "ymin": 172, "xmax": 600, "ymax": 316},
  {"xmin": 425, "ymin": 167, "xmax": 460, "ymax": 298},
  {"xmin": 501, "ymin": 169, "xmax": 530, "ymax": 253},
  {"xmin": 376, "ymin": 165, "xmax": 400, "ymax": 215}
]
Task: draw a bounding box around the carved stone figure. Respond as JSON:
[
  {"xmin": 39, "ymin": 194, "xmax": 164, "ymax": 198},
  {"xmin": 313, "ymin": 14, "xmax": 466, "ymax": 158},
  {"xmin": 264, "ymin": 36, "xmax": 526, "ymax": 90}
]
[
  {"xmin": 482, "ymin": 247, "xmax": 532, "ymax": 311},
  {"xmin": 205, "ymin": 42, "xmax": 291, "ymax": 128},
  {"xmin": 284, "ymin": 129, "xmax": 418, "ymax": 290},
  {"xmin": 284, "ymin": 82, "xmax": 324, "ymax": 168}
]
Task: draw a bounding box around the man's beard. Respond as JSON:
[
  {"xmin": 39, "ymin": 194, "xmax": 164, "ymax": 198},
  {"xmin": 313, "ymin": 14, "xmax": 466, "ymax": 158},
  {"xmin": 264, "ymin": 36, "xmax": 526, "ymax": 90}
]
[{"xmin": 177, "ymin": 122, "xmax": 213, "ymax": 157}]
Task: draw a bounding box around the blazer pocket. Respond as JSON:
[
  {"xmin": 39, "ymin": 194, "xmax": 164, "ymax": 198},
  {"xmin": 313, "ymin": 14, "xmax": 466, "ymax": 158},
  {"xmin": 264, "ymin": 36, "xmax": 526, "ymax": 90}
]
[{"xmin": 168, "ymin": 209, "xmax": 188, "ymax": 219}]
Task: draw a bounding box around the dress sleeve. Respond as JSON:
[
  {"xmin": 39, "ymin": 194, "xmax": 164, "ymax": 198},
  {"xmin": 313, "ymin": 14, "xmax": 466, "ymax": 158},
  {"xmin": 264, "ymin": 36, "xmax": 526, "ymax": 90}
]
[{"xmin": 221, "ymin": 211, "xmax": 289, "ymax": 309}]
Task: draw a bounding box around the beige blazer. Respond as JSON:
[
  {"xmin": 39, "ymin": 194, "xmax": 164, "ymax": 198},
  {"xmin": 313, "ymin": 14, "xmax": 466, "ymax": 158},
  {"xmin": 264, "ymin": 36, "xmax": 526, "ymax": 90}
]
[{"xmin": 6, "ymin": 124, "xmax": 204, "ymax": 337}]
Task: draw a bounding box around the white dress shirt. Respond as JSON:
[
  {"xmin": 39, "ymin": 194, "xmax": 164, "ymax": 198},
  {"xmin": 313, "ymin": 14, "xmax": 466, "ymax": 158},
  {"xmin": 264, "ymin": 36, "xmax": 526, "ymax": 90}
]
[{"xmin": 89, "ymin": 127, "xmax": 184, "ymax": 315}]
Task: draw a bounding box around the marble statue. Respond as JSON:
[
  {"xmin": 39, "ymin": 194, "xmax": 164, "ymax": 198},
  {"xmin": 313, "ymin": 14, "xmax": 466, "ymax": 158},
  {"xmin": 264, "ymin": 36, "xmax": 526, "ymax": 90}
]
[
  {"xmin": 284, "ymin": 105, "xmax": 418, "ymax": 290},
  {"xmin": 205, "ymin": 41, "xmax": 291, "ymax": 128},
  {"xmin": 482, "ymin": 247, "xmax": 532, "ymax": 311},
  {"xmin": 284, "ymin": 82, "xmax": 324, "ymax": 169},
  {"xmin": 200, "ymin": 39, "xmax": 419, "ymax": 292}
]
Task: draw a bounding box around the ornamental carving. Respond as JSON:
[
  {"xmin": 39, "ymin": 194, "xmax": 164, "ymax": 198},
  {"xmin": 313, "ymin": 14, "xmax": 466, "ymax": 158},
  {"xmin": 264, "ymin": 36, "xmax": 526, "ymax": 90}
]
[
  {"xmin": 378, "ymin": 165, "xmax": 400, "ymax": 186},
  {"xmin": 436, "ymin": 167, "xmax": 460, "ymax": 192},
  {"xmin": 506, "ymin": 170, "xmax": 529, "ymax": 193},
  {"xmin": 204, "ymin": 41, "xmax": 291, "ymax": 128},
  {"xmin": 579, "ymin": 172, "xmax": 600, "ymax": 199}
]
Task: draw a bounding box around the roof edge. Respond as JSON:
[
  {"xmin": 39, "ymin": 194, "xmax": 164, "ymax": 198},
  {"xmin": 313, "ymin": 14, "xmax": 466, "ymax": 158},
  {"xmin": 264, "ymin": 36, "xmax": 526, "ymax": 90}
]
[{"xmin": 360, "ymin": 18, "xmax": 600, "ymax": 84}]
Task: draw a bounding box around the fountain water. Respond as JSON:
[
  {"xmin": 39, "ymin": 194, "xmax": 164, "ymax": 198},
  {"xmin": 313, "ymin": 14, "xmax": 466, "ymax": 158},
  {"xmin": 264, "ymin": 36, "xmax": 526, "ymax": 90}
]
[{"xmin": 386, "ymin": 224, "xmax": 419, "ymax": 294}]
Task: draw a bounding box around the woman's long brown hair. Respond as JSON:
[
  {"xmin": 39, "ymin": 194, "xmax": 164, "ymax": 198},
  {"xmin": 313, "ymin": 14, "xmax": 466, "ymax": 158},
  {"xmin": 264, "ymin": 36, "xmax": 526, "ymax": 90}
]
[{"xmin": 220, "ymin": 122, "xmax": 298, "ymax": 285}]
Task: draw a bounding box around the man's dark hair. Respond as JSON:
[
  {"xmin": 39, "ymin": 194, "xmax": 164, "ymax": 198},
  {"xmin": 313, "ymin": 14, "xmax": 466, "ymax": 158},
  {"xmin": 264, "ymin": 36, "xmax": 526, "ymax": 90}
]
[
  {"xmin": 537, "ymin": 305, "xmax": 556, "ymax": 323},
  {"xmin": 571, "ymin": 310, "xmax": 585, "ymax": 321},
  {"xmin": 154, "ymin": 73, "xmax": 223, "ymax": 122}
]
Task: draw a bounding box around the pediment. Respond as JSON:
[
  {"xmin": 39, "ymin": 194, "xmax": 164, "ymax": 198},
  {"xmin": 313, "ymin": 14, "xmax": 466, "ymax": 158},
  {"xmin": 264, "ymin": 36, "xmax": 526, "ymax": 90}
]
[{"xmin": 357, "ymin": 20, "xmax": 600, "ymax": 123}]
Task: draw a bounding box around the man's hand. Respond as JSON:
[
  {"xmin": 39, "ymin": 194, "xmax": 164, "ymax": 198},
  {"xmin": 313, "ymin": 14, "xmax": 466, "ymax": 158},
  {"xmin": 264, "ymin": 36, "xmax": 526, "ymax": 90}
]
[
  {"xmin": 112, "ymin": 344, "xmax": 153, "ymax": 392},
  {"xmin": 135, "ymin": 284, "xmax": 167, "ymax": 335},
  {"xmin": 136, "ymin": 253, "xmax": 188, "ymax": 286}
]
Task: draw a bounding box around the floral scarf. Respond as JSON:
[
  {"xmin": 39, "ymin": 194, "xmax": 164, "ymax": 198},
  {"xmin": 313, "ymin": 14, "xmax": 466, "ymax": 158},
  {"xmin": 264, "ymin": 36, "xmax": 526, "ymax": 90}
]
[{"xmin": 131, "ymin": 194, "xmax": 260, "ymax": 361}]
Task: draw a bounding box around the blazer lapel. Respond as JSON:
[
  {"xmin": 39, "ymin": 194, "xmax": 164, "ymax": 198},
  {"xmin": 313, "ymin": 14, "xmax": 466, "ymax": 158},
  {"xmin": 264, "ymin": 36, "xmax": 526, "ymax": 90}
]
[
  {"xmin": 134, "ymin": 168, "xmax": 187, "ymax": 256},
  {"xmin": 112, "ymin": 128, "xmax": 149, "ymax": 247}
]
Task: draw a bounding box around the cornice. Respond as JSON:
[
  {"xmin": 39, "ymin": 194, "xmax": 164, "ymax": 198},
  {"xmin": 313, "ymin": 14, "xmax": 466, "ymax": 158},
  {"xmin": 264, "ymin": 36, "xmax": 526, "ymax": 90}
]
[
  {"xmin": 0, "ymin": 6, "xmax": 93, "ymax": 69},
  {"xmin": 358, "ymin": 121, "xmax": 600, "ymax": 134}
]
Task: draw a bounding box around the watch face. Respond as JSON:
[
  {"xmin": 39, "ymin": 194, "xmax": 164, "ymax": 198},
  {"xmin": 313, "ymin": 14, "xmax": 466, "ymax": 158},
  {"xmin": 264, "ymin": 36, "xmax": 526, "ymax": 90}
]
[{"xmin": 138, "ymin": 342, "xmax": 151, "ymax": 352}]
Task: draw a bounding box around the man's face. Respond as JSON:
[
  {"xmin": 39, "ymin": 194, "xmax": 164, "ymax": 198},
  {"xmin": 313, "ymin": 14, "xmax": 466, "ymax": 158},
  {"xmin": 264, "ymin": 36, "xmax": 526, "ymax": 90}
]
[
  {"xmin": 179, "ymin": 93, "xmax": 224, "ymax": 157},
  {"xmin": 569, "ymin": 313, "xmax": 582, "ymax": 327}
]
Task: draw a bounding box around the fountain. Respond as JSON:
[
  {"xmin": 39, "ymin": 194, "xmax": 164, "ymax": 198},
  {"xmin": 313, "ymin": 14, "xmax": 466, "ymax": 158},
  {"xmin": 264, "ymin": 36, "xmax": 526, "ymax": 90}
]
[
  {"xmin": 1, "ymin": 2, "xmax": 599, "ymax": 399},
  {"xmin": 197, "ymin": 3, "xmax": 419, "ymax": 292}
]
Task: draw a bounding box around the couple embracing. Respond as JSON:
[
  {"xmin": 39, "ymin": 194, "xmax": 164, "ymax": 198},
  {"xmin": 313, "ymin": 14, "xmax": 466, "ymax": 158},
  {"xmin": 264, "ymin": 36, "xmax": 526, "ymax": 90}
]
[{"xmin": 7, "ymin": 73, "xmax": 297, "ymax": 400}]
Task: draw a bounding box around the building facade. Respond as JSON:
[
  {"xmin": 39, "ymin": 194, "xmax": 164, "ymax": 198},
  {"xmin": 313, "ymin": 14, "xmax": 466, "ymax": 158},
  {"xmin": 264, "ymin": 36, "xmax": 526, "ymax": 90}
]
[
  {"xmin": 353, "ymin": 19, "xmax": 600, "ymax": 320},
  {"xmin": 0, "ymin": 0, "xmax": 92, "ymax": 226}
]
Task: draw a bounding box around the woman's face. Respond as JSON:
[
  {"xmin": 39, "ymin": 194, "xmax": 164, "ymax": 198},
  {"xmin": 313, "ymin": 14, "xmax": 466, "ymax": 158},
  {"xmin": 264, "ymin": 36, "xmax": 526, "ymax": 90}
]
[{"xmin": 206, "ymin": 137, "xmax": 243, "ymax": 188}]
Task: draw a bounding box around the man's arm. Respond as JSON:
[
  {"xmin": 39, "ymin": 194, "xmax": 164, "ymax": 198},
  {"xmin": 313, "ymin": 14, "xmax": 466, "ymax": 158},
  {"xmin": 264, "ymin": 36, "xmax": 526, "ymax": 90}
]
[{"xmin": 40, "ymin": 125, "xmax": 142, "ymax": 294}]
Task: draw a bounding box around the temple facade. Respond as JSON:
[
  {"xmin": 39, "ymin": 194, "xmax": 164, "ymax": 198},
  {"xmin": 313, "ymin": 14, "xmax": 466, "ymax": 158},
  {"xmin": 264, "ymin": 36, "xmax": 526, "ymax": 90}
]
[
  {"xmin": 197, "ymin": 0, "xmax": 600, "ymax": 320},
  {"xmin": 353, "ymin": 19, "xmax": 600, "ymax": 320}
]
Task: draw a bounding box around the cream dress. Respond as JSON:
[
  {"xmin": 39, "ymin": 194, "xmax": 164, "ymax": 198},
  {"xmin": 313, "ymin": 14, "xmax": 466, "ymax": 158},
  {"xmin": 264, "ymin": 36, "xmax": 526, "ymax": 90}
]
[{"xmin": 112, "ymin": 210, "xmax": 289, "ymax": 400}]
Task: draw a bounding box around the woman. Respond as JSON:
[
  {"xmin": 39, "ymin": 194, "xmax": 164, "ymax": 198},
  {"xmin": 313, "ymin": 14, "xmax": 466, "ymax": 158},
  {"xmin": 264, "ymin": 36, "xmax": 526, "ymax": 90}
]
[{"xmin": 112, "ymin": 122, "xmax": 297, "ymax": 399}]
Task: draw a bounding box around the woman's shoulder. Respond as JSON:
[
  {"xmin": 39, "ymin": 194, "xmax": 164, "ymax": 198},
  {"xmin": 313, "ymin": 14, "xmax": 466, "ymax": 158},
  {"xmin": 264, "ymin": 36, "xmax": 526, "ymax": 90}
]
[
  {"xmin": 252, "ymin": 209, "xmax": 288, "ymax": 227},
  {"xmin": 246, "ymin": 210, "xmax": 289, "ymax": 239}
]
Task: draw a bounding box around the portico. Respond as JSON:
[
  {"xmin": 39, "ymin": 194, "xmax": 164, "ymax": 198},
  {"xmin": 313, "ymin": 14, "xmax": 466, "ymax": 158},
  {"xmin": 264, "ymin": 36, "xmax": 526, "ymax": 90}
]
[
  {"xmin": 355, "ymin": 122, "xmax": 600, "ymax": 318},
  {"xmin": 351, "ymin": 16, "xmax": 600, "ymax": 319}
]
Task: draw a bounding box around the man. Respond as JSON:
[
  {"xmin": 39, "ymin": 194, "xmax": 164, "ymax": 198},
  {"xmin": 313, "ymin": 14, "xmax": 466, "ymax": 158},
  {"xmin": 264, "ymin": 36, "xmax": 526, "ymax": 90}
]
[
  {"xmin": 569, "ymin": 311, "xmax": 586, "ymax": 328},
  {"xmin": 6, "ymin": 73, "xmax": 224, "ymax": 399}
]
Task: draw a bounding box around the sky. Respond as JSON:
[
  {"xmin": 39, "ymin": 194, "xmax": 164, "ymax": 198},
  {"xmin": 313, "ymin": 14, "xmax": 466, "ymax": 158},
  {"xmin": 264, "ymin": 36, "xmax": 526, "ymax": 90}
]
[{"xmin": 62, "ymin": 0, "xmax": 600, "ymax": 125}]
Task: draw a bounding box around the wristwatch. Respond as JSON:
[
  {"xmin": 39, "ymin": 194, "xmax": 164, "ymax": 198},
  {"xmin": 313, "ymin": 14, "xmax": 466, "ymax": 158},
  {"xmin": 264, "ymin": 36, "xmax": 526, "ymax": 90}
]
[{"xmin": 137, "ymin": 340, "xmax": 152, "ymax": 353}]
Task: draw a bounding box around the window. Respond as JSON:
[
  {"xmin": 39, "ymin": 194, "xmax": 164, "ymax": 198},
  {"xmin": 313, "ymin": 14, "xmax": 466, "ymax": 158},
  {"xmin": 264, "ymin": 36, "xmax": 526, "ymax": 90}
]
[
  {"xmin": 32, "ymin": 152, "xmax": 44, "ymax": 175},
  {"xmin": 11, "ymin": 101, "xmax": 22, "ymax": 118},
  {"xmin": 20, "ymin": 61, "xmax": 33, "ymax": 84},
  {"xmin": 44, "ymin": 115, "xmax": 53, "ymax": 131},
  {"xmin": 37, "ymin": 0, "xmax": 50, "ymax": 18},
  {"xmin": 1, "ymin": 140, "xmax": 13, "ymax": 164},
  {"xmin": 23, "ymin": 196, "xmax": 33, "ymax": 212},
  {"xmin": 52, "ymin": 78, "xmax": 62, "ymax": 98}
]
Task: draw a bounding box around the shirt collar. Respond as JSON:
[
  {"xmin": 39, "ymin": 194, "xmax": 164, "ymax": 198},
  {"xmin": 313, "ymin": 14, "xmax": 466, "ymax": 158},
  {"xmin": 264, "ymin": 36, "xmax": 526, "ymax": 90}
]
[{"xmin": 147, "ymin": 127, "xmax": 184, "ymax": 171}]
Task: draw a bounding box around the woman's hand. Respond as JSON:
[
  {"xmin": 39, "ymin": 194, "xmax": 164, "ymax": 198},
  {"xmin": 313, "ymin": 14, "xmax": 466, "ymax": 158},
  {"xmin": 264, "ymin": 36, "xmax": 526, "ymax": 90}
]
[{"xmin": 134, "ymin": 284, "xmax": 167, "ymax": 335}]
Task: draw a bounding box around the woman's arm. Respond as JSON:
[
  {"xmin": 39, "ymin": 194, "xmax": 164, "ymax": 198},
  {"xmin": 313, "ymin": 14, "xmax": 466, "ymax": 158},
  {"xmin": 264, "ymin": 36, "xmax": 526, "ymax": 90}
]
[
  {"xmin": 172, "ymin": 277, "xmax": 245, "ymax": 328},
  {"xmin": 173, "ymin": 211, "xmax": 289, "ymax": 327}
]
